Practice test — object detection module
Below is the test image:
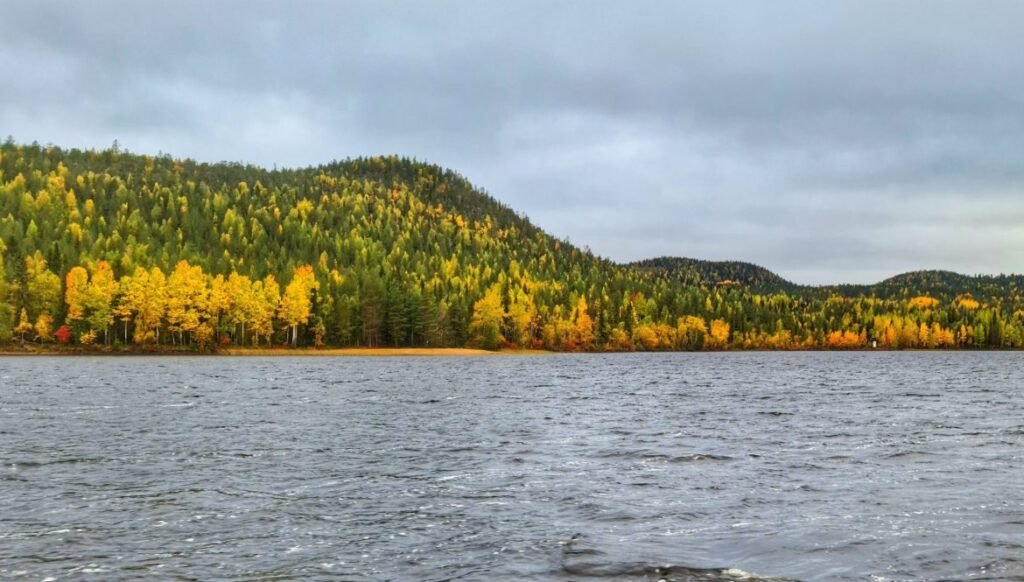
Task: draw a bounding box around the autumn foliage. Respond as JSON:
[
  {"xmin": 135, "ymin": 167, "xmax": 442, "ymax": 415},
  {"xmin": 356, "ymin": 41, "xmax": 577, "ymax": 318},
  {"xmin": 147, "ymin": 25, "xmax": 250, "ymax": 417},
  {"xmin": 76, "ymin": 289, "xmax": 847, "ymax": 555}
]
[
  {"xmin": 908, "ymin": 296, "xmax": 940, "ymax": 310},
  {"xmin": 1, "ymin": 141, "xmax": 1023, "ymax": 350},
  {"xmin": 54, "ymin": 325, "xmax": 72, "ymax": 344}
]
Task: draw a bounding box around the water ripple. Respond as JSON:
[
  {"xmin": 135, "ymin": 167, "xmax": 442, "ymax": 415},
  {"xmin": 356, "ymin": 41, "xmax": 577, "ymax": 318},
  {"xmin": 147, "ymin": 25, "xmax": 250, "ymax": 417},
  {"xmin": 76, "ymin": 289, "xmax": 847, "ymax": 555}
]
[{"xmin": 1, "ymin": 352, "xmax": 1022, "ymax": 580}]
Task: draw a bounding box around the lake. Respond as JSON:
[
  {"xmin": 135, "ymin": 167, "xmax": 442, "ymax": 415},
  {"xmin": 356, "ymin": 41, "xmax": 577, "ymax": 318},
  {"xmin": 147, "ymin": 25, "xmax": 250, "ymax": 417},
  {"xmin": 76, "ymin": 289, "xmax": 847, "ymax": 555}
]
[{"xmin": 1, "ymin": 353, "xmax": 1022, "ymax": 580}]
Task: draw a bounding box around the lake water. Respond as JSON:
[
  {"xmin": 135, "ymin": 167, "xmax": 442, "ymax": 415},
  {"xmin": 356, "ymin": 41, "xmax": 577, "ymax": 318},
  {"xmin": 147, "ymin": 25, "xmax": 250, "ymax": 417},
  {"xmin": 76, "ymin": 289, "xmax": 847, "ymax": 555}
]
[{"xmin": 1, "ymin": 353, "xmax": 1022, "ymax": 581}]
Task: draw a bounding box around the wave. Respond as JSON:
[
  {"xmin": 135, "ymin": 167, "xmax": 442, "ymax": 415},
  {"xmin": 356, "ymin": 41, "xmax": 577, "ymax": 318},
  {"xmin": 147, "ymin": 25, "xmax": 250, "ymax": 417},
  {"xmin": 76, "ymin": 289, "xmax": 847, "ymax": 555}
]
[{"xmin": 561, "ymin": 534, "xmax": 798, "ymax": 581}]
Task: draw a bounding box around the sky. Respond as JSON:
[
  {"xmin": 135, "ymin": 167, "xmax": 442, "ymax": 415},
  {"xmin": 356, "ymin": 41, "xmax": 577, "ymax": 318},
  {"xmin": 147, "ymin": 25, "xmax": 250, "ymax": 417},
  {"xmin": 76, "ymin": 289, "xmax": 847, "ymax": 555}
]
[{"xmin": 2, "ymin": 1, "xmax": 1023, "ymax": 285}]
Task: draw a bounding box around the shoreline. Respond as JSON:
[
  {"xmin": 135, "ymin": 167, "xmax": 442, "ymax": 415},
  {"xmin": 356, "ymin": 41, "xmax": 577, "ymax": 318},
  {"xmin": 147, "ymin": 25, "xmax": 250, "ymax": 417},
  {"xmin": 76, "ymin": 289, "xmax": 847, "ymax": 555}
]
[
  {"xmin": 220, "ymin": 347, "xmax": 551, "ymax": 356},
  {"xmin": 0, "ymin": 346, "xmax": 552, "ymax": 357},
  {"xmin": 0, "ymin": 346, "xmax": 1017, "ymax": 356}
]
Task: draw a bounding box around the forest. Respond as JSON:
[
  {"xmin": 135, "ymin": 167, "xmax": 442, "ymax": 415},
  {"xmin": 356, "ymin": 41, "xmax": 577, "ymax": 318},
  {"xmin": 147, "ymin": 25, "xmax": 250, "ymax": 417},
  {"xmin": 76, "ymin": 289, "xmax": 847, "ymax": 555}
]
[{"xmin": 1, "ymin": 140, "xmax": 1023, "ymax": 351}]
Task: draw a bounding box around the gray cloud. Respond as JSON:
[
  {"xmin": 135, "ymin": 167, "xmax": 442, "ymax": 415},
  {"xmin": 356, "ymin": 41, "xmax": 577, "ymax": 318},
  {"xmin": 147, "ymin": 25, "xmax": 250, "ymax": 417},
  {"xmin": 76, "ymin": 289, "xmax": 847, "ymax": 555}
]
[{"xmin": 2, "ymin": 0, "xmax": 1023, "ymax": 284}]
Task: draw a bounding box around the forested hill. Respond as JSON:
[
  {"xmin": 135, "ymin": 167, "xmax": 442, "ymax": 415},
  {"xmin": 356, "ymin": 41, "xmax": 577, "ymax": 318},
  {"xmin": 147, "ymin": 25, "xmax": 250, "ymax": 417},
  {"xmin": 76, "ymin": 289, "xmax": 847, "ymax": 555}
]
[
  {"xmin": 631, "ymin": 257, "xmax": 797, "ymax": 292},
  {"xmin": 1, "ymin": 140, "xmax": 1023, "ymax": 351},
  {"xmin": 641, "ymin": 257, "xmax": 1024, "ymax": 303},
  {"xmin": 855, "ymin": 270, "xmax": 1024, "ymax": 302}
]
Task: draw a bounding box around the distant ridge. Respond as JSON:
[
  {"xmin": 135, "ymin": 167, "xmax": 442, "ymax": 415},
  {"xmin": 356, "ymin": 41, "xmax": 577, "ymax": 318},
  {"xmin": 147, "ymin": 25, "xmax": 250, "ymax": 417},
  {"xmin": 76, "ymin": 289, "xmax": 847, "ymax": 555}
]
[
  {"xmin": 632, "ymin": 258, "xmax": 1023, "ymax": 301},
  {"xmin": 630, "ymin": 257, "xmax": 796, "ymax": 292}
]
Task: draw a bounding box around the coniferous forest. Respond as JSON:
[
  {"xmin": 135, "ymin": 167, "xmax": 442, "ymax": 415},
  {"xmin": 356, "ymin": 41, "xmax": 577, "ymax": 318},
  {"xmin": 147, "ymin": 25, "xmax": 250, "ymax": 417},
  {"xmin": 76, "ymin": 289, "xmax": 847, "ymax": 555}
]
[{"xmin": 1, "ymin": 140, "xmax": 1023, "ymax": 351}]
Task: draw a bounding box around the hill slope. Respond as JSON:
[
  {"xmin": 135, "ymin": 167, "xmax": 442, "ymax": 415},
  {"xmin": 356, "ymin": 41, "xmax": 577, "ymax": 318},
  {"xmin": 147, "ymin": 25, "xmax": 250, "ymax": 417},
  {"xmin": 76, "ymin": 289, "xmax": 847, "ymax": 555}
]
[{"xmin": 1, "ymin": 141, "xmax": 1022, "ymax": 350}]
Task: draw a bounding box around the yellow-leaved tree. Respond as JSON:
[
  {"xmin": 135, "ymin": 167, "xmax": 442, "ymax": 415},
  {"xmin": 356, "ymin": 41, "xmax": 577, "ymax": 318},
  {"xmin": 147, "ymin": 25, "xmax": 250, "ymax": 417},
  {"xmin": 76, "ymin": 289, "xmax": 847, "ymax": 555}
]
[
  {"xmin": 706, "ymin": 319, "xmax": 731, "ymax": 350},
  {"xmin": 504, "ymin": 288, "xmax": 536, "ymax": 348},
  {"xmin": 65, "ymin": 266, "xmax": 90, "ymax": 325},
  {"xmin": 114, "ymin": 268, "xmax": 137, "ymax": 344},
  {"xmin": 279, "ymin": 266, "xmax": 318, "ymax": 347},
  {"xmin": 25, "ymin": 252, "xmax": 62, "ymax": 334},
  {"xmin": 166, "ymin": 260, "xmax": 209, "ymax": 345},
  {"xmin": 85, "ymin": 261, "xmax": 119, "ymax": 344},
  {"xmin": 14, "ymin": 309, "xmax": 33, "ymax": 342},
  {"xmin": 676, "ymin": 316, "xmax": 708, "ymax": 350},
  {"xmin": 469, "ymin": 284, "xmax": 504, "ymax": 350},
  {"xmin": 570, "ymin": 296, "xmax": 595, "ymax": 351},
  {"xmin": 34, "ymin": 313, "xmax": 54, "ymax": 342},
  {"xmin": 64, "ymin": 262, "xmax": 118, "ymax": 343},
  {"xmin": 226, "ymin": 272, "xmax": 255, "ymax": 346},
  {"xmin": 142, "ymin": 267, "xmax": 168, "ymax": 344},
  {"xmin": 115, "ymin": 266, "xmax": 167, "ymax": 344},
  {"xmin": 206, "ymin": 274, "xmax": 232, "ymax": 343},
  {"xmin": 254, "ymin": 275, "xmax": 281, "ymax": 345}
]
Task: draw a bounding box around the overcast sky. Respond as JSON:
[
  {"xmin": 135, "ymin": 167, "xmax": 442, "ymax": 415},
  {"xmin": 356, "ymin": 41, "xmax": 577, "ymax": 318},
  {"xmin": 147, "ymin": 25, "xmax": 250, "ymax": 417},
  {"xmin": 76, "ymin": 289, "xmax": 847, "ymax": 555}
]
[{"xmin": 2, "ymin": 1, "xmax": 1023, "ymax": 284}]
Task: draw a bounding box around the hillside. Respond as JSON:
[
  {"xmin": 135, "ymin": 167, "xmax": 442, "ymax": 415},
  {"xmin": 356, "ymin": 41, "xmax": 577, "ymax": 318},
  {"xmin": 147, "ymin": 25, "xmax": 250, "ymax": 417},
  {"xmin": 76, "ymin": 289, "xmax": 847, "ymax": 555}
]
[{"xmin": 1, "ymin": 140, "xmax": 1022, "ymax": 351}]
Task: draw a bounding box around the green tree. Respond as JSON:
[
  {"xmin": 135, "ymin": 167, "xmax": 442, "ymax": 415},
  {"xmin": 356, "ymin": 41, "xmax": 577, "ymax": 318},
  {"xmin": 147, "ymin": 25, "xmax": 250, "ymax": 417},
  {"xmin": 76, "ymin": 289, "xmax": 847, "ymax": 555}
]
[{"xmin": 0, "ymin": 240, "xmax": 13, "ymax": 342}]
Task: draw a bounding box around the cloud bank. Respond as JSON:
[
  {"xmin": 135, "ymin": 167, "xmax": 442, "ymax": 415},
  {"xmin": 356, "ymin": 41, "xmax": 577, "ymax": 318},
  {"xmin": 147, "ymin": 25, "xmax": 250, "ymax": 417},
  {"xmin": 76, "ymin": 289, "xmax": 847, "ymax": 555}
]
[{"xmin": 3, "ymin": 0, "xmax": 1023, "ymax": 283}]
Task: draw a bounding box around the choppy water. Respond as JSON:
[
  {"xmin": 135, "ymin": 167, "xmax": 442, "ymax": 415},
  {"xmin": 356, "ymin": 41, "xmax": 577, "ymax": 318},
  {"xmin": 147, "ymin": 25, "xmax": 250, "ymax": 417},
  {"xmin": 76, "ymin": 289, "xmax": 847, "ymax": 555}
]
[{"xmin": 1, "ymin": 353, "xmax": 1022, "ymax": 581}]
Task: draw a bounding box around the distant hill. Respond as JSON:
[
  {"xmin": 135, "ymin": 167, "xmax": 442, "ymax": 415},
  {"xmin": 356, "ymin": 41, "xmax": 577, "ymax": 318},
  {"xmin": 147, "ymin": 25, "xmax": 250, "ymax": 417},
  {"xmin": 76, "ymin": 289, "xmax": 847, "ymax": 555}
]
[
  {"xmin": 633, "ymin": 258, "xmax": 1023, "ymax": 304},
  {"xmin": 865, "ymin": 270, "xmax": 1024, "ymax": 300},
  {"xmin": 630, "ymin": 257, "xmax": 797, "ymax": 292}
]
